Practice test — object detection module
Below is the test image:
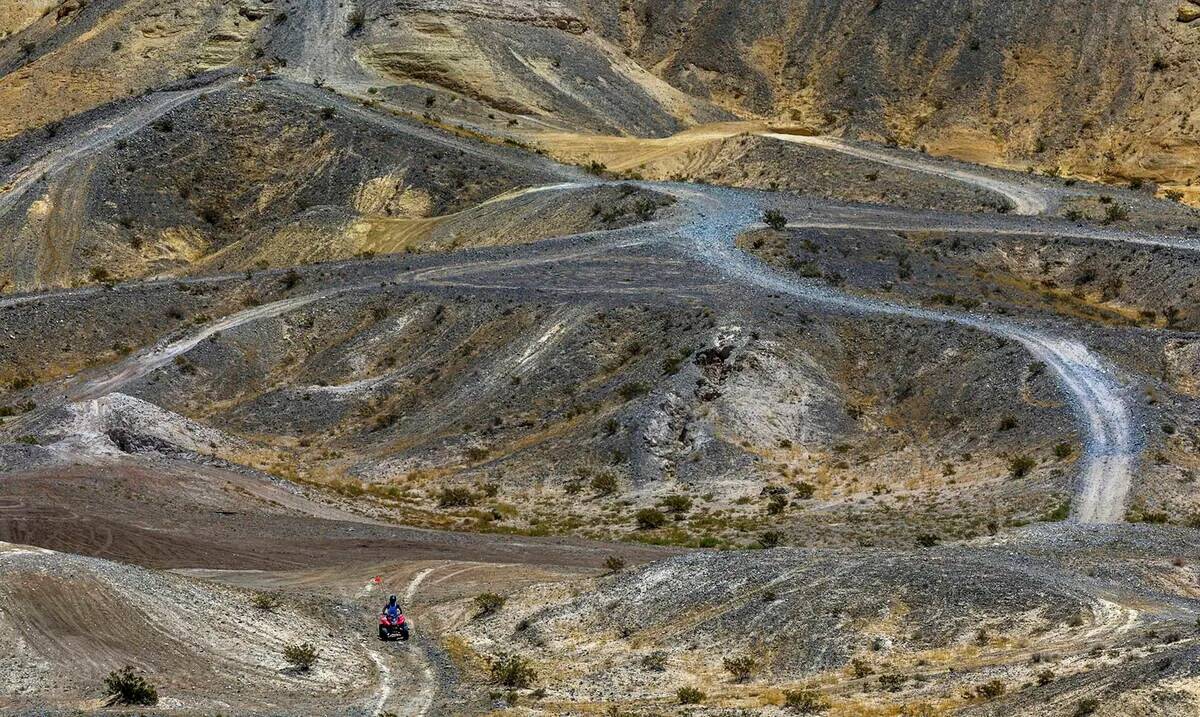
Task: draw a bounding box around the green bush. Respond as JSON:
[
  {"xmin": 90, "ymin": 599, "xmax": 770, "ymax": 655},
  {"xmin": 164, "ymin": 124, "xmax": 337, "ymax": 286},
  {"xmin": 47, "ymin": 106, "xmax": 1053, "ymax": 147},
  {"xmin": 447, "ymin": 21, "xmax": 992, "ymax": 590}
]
[
  {"xmin": 490, "ymin": 654, "xmax": 537, "ymax": 688},
  {"xmin": 103, "ymin": 666, "xmax": 158, "ymax": 706},
  {"xmin": 474, "ymin": 592, "xmax": 506, "ymax": 616},
  {"xmin": 641, "ymin": 651, "xmax": 668, "ymax": 671},
  {"xmin": 282, "ymin": 642, "xmax": 319, "ymax": 672},
  {"xmin": 915, "ymin": 533, "xmax": 940, "ymax": 548},
  {"xmin": 763, "ymin": 209, "xmax": 788, "ymax": 231},
  {"xmin": 759, "ymin": 530, "xmax": 784, "ymax": 549},
  {"xmin": 604, "ymin": 555, "xmax": 626, "ymax": 573},
  {"xmin": 1103, "ymin": 203, "xmax": 1129, "ymax": 224},
  {"xmin": 437, "ymin": 486, "xmax": 476, "ymax": 508},
  {"xmin": 635, "ymin": 508, "xmax": 667, "ymax": 530},
  {"xmin": 658, "ymin": 494, "xmax": 693, "ymax": 515},
  {"xmin": 345, "ymin": 4, "xmax": 366, "ymax": 33},
  {"xmin": 1010, "ymin": 455, "xmax": 1036, "ymax": 478},
  {"xmin": 975, "ymin": 679, "xmax": 1006, "ymax": 699},
  {"xmin": 618, "ymin": 382, "xmax": 650, "ymax": 401},
  {"xmin": 251, "ymin": 592, "xmax": 281, "ymax": 611},
  {"xmin": 591, "ymin": 471, "xmax": 619, "ymax": 496},
  {"xmin": 723, "ymin": 655, "xmax": 757, "ymax": 682},
  {"xmin": 677, "ymin": 686, "xmax": 705, "ymax": 704},
  {"xmin": 767, "ymin": 494, "xmax": 788, "ymax": 514},
  {"xmin": 783, "ymin": 686, "xmax": 829, "ymax": 713}
]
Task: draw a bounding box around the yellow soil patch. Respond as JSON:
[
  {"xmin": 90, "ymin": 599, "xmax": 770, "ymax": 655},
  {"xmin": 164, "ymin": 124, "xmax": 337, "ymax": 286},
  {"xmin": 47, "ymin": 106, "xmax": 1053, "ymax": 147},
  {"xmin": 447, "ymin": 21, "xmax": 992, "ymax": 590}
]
[
  {"xmin": 532, "ymin": 121, "xmax": 762, "ymax": 174},
  {"xmin": 0, "ymin": 0, "xmax": 56, "ymax": 37},
  {"xmin": 349, "ymin": 215, "xmax": 444, "ymax": 255}
]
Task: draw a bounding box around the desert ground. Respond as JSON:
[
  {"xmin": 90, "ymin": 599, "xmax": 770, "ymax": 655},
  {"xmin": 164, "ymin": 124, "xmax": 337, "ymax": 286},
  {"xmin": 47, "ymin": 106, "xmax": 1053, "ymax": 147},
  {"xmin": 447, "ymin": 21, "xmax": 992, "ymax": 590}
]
[{"xmin": 3, "ymin": 2, "xmax": 1200, "ymax": 715}]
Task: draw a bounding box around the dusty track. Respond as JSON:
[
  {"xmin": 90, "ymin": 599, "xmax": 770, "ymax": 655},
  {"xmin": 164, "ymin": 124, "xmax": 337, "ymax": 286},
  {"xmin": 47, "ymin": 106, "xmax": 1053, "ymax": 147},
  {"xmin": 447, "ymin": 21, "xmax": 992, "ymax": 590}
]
[
  {"xmin": 761, "ymin": 131, "xmax": 1055, "ymax": 216},
  {"xmin": 0, "ymin": 77, "xmax": 237, "ymax": 217},
  {"xmin": 4, "ymin": 174, "xmax": 1142, "ymax": 523},
  {"xmin": 661, "ymin": 182, "xmax": 1137, "ymax": 523}
]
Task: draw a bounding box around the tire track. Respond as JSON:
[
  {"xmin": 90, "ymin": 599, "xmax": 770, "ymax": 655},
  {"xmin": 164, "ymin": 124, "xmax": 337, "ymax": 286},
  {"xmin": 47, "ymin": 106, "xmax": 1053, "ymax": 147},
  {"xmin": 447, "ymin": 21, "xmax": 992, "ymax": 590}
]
[
  {"xmin": 364, "ymin": 564, "xmax": 442, "ymax": 716},
  {"xmin": 661, "ymin": 182, "xmax": 1137, "ymax": 524},
  {"xmin": 762, "ymin": 131, "xmax": 1054, "ymax": 216},
  {"xmin": 0, "ymin": 78, "xmax": 236, "ymax": 219}
]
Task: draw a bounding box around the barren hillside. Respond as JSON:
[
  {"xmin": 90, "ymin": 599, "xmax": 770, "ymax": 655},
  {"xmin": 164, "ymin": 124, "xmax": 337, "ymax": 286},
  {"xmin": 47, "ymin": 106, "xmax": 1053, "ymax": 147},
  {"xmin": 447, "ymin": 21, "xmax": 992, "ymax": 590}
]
[{"xmin": 2, "ymin": 2, "xmax": 1200, "ymax": 716}]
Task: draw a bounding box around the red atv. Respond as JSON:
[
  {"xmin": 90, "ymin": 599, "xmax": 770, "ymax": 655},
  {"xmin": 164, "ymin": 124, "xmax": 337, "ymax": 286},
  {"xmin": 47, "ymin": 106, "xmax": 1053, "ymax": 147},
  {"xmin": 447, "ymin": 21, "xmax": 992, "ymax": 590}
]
[{"xmin": 378, "ymin": 611, "xmax": 409, "ymax": 641}]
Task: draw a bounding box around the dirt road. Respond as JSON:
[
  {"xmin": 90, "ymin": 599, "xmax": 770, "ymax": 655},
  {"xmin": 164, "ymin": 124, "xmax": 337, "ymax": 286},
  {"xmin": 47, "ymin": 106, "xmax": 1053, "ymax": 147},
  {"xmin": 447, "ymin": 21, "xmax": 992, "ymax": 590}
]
[{"xmin": 762, "ymin": 131, "xmax": 1055, "ymax": 216}]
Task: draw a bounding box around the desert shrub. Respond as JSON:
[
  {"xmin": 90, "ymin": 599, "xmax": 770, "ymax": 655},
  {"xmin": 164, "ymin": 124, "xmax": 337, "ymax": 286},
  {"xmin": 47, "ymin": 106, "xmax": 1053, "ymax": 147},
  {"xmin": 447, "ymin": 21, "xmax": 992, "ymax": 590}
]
[
  {"xmin": 604, "ymin": 555, "xmax": 626, "ymax": 573},
  {"xmin": 635, "ymin": 508, "xmax": 667, "ymax": 530},
  {"xmin": 282, "ymin": 642, "xmax": 319, "ymax": 672},
  {"xmin": 282, "ymin": 269, "xmax": 301, "ymax": 289},
  {"xmin": 1009, "ymin": 455, "xmax": 1036, "ymax": 478},
  {"xmin": 915, "ymin": 533, "xmax": 941, "ymax": 548},
  {"xmin": 850, "ymin": 658, "xmax": 874, "ymax": 678},
  {"xmin": 998, "ymin": 416, "xmax": 1018, "ymax": 431},
  {"xmin": 490, "ymin": 654, "xmax": 537, "ymax": 688},
  {"xmin": 879, "ymin": 673, "xmax": 906, "ymax": 692},
  {"xmin": 251, "ymin": 592, "xmax": 281, "ymax": 611},
  {"xmin": 345, "ymin": 4, "xmax": 366, "ymax": 34},
  {"xmin": 1103, "ymin": 203, "xmax": 1129, "ymax": 224},
  {"xmin": 677, "ymin": 686, "xmax": 705, "ymax": 704},
  {"xmin": 759, "ymin": 531, "xmax": 784, "ymax": 548},
  {"xmin": 474, "ymin": 592, "xmax": 506, "ymax": 616},
  {"xmin": 591, "ymin": 471, "xmax": 619, "ymax": 496},
  {"xmin": 1074, "ymin": 698, "xmax": 1100, "ymax": 716},
  {"xmin": 199, "ymin": 206, "xmax": 221, "ymax": 225},
  {"xmin": 1053, "ymin": 443, "xmax": 1073, "ymax": 459},
  {"xmin": 723, "ymin": 655, "xmax": 757, "ymax": 682},
  {"xmin": 659, "ymin": 494, "xmax": 693, "ymax": 515},
  {"xmin": 103, "ymin": 666, "xmax": 158, "ymax": 705},
  {"xmin": 767, "ymin": 494, "xmax": 789, "ymax": 514},
  {"xmin": 1045, "ymin": 502, "xmax": 1071, "ymax": 522},
  {"xmin": 618, "ymin": 382, "xmax": 650, "ymax": 401},
  {"xmin": 974, "ymin": 679, "xmax": 1006, "ymax": 699},
  {"xmin": 634, "ymin": 197, "xmax": 658, "ymax": 220},
  {"xmin": 783, "ymin": 686, "xmax": 829, "ymax": 713},
  {"xmin": 763, "ymin": 209, "xmax": 788, "ymax": 231},
  {"xmin": 437, "ymin": 487, "xmax": 476, "ymax": 508},
  {"xmin": 794, "ymin": 481, "xmax": 816, "ymax": 499},
  {"xmin": 641, "ymin": 651, "xmax": 668, "ymax": 671}
]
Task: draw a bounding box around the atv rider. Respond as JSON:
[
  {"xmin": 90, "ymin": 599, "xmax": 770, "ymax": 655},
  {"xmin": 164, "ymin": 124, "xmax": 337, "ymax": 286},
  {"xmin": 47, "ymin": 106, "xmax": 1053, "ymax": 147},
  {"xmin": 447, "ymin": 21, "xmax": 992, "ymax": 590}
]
[
  {"xmin": 379, "ymin": 595, "xmax": 409, "ymax": 641},
  {"xmin": 384, "ymin": 595, "xmax": 401, "ymax": 620}
]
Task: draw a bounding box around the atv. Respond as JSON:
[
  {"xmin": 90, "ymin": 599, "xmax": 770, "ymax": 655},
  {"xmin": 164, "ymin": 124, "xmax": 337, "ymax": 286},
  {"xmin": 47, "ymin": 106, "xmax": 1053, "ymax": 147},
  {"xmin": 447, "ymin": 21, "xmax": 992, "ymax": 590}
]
[{"xmin": 378, "ymin": 611, "xmax": 409, "ymax": 641}]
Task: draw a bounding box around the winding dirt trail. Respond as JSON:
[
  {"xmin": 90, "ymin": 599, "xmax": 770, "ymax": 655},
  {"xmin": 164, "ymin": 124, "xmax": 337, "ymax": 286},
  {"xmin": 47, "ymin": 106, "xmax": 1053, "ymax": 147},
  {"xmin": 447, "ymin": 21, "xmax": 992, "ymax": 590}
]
[
  {"xmin": 0, "ymin": 83, "xmax": 1147, "ymax": 530},
  {"xmin": 660, "ymin": 182, "xmax": 1137, "ymax": 524},
  {"xmin": 364, "ymin": 564, "xmax": 442, "ymax": 716},
  {"xmin": 761, "ymin": 131, "xmax": 1055, "ymax": 216},
  {"xmin": 0, "ymin": 78, "xmax": 235, "ymax": 217},
  {"xmin": 70, "ymin": 288, "xmax": 348, "ymax": 401}
]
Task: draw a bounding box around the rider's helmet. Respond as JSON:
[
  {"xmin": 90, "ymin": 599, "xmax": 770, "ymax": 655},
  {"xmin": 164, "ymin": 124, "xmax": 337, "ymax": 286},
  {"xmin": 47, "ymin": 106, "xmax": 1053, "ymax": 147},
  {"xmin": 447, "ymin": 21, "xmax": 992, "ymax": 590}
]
[{"xmin": 388, "ymin": 594, "xmax": 397, "ymax": 605}]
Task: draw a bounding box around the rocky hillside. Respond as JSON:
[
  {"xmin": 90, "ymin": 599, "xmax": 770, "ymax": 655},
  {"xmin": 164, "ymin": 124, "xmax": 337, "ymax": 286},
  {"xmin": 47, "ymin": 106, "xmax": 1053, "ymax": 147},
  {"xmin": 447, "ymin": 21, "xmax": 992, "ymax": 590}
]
[{"xmin": 582, "ymin": 0, "xmax": 1200, "ymax": 200}]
